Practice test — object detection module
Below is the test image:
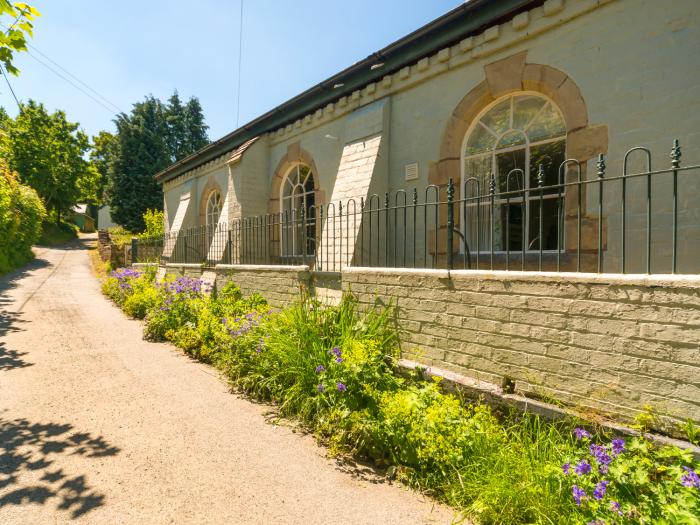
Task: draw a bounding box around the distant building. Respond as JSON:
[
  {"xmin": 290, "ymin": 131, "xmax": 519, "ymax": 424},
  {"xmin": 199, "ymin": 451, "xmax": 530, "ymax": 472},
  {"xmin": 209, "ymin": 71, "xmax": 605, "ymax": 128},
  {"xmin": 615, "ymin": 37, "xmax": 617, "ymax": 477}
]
[
  {"xmin": 97, "ymin": 205, "xmax": 117, "ymax": 230},
  {"xmin": 71, "ymin": 204, "xmax": 96, "ymax": 233}
]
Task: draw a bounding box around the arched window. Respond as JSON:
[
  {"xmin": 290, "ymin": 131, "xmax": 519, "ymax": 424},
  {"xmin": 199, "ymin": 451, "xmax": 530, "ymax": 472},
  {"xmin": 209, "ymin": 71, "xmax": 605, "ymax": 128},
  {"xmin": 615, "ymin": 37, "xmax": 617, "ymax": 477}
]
[
  {"xmin": 205, "ymin": 190, "xmax": 223, "ymax": 227},
  {"xmin": 280, "ymin": 164, "xmax": 316, "ymax": 257},
  {"xmin": 462, "ymin": 93, "xmax": 566, "ymax": 252}
]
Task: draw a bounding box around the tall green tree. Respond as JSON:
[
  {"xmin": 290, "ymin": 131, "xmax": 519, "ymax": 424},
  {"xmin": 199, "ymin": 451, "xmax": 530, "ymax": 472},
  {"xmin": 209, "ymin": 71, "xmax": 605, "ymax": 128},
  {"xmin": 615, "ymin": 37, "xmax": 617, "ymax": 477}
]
[
  {"xmin": 165, "ymin": 91, "xmax": 187, "ymax": 161},
  {"xmin": 4, "ymin": 100, "xmax": 98, "ymax": 222},
  {"xmin": 105, "ymin": 91, "xmax": 209, "ymax": 231},
  {"xmin": 183, "ymin": 96, "xmax": 208, "ymax": 155},
  {"xmin": 89, "ymin": 130, "xmax": 117, "ymax": 204},
  {"xmin": 107, "ymin": 96, "xmax": 170, "ymax": 231}
]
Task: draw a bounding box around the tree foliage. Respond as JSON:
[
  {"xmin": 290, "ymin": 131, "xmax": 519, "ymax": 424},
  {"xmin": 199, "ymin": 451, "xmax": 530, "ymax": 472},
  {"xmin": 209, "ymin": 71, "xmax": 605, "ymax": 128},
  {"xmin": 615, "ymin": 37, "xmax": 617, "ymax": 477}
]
[
  {"xmin": 105, "ymin": 92, "xmax": 209, "ymax": 231},
  {"xmin": 89, "ymin": 130, "xmax": 117, "ymax": 204},
  {"xmin": 0, "ymin": 1, "xmax": 40, "ymax": 75},
  {"xmin": 0, "ymin": 160, "xmax": 45, "ymax": 273},
  {"xmin": 3, "ymin": 100, "xmax": 99, "ymax": 221}
]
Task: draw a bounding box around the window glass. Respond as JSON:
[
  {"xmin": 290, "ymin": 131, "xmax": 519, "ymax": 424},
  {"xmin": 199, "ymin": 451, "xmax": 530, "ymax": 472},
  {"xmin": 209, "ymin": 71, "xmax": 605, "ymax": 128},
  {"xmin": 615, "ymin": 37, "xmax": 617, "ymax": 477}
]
[
  {"xmin": 281, "ymin": 164, "xmax": 316, "ymax": 256},
  {"xmin": 462, "ymin": 94, "xmax": 566, "ymax": 252}
]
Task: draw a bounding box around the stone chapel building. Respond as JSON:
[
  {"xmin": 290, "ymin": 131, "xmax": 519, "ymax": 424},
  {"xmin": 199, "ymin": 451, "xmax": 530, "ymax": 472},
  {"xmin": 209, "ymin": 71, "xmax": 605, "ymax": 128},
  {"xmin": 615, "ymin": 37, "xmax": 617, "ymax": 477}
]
[{"xmin": 156, "ymin": 0, "xmax": 700, "ymax": 274}]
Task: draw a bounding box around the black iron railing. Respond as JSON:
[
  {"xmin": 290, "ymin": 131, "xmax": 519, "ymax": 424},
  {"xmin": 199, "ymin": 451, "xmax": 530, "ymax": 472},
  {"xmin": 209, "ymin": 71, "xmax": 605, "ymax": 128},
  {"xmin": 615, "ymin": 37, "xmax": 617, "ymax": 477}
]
[{"xmin": 135, "ymin": 140, "xmax": 700, "ymax": 274}]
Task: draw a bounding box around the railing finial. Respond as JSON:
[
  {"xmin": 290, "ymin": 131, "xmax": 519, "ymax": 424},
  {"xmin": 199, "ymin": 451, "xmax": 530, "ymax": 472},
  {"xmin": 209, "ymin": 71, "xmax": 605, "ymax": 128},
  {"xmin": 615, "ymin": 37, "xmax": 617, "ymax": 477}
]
[
  {"xmin": 597, "ymin": 154, "xmax": 606, "ymax": 178},
  {"xmin": 671, "ymin": 139, "xmax": 681, "ymax": 169},
  {"xmin": 536, "ymin": 164, "xmax": 545, "ymax": 187},
  {"xmin": 447, "ymin": 177, "xmax": 455, "ymax": 201}
]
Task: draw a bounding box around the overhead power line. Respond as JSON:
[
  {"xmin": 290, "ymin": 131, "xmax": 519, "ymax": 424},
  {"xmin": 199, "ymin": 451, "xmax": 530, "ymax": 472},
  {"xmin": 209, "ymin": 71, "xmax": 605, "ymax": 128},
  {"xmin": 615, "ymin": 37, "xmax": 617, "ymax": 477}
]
[
  {"xmin": 24, "ymin": 50, "xmax": 121, "ymax": 116},
  {"xmin": 236, "ymin": 0, "xmax": 244, "ymax": 127},
  {"xmin": 0, "ymin": 21, "xmax": 124, "ymax": 116},
  {"xmin": 0, "ymin": 64, "xmax": 21, "ymax": 109}
]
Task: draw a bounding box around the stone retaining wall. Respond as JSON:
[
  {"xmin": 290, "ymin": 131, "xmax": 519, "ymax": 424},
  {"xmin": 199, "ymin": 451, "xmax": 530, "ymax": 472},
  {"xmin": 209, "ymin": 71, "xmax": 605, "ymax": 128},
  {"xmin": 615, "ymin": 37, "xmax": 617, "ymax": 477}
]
[
  {"xmin": 163, "ymin": 263, "xmax": 310, "ymax": 309},
  {"xmin": 154, "ymin": 261, "xmax": 700, "ymax": 430},
  {"xmin": 342, "ymin": 267, "xmax": 700, "ymax": 429}
]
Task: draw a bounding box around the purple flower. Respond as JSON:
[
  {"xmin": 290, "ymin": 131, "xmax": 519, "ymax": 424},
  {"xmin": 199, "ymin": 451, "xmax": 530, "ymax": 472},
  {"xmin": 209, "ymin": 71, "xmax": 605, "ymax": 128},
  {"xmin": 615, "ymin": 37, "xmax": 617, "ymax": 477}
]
[
  {"xmin": 316, "ymin": 383, "xmax": 325, "ymax": 393},
  {"xmin": 611, "ymin": 439, "xmax": 625, "ymax": 456},
  {"xmin": 574, "ymin": 460, "xmax": 592, "ymax": 476},
  {"xmin": 330, "ymin": 346, "xmax": 342, "ymax": 358},
  {"xmin": 574, "ymin": 428, "xmax": 592, "ymax": 440},
  {"xmin": 593, "ymin": 480, "xmax": 610, "ymax": 500},
  {"xmin": 336, "ymin": 382, "xmax": 347, "ymax": 392},
  {"xmin": 587, "ymin": 521, "xmax": 605, "ymax": 525},
  {"xmin": 315, "ymin": 365, "xmax": 325, "ymax": 374},
  {"xmin": 572, "ymin": 485, "xmax": 586, "ymax": 506},
  {"xmin": 335, "ymin": 357, "xmax": 343, "ymax": 364},
  {"xmin": 681, "ymin": 466, "xmax": 700, "ymax": 488},
  {"xmin": 562, "ymin": 463, "xmax": 571, "ymax": 475},
  {"xmin": 610, "ymin": 501, "xmax": 622, "ymax": 515},
  {"xmin": 590, "ymin": 444, "xmax": 612, "ymax": 468}
]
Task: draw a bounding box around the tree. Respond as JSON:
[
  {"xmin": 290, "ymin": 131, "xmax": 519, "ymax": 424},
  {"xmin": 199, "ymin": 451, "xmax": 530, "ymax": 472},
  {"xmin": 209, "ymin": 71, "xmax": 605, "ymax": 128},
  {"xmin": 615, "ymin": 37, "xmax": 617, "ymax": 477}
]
[
  {"xmin": 165, "ymin": 91, "xmax": 187, "ymax": 161},
  {"xmin": 183, "ymin": 96, "xmax": 208, "ymax": 155},
  {"xmin": 89, "ymin": 130, "xmax": 117, "ymax": 204},
  {"xmin": 4, "ymin": 100, "xmax": 97, "ymax": 222},
  {"xmin": 164, "ymin": 91, "xmax": 208, "ymax": 162},
  {"xmin": 105, "ymin": 92, "xmax": 209, "ymax": 231},
  {"xmin": 107, "ymin": 96, "xmax": 171, "ymax": 231}
]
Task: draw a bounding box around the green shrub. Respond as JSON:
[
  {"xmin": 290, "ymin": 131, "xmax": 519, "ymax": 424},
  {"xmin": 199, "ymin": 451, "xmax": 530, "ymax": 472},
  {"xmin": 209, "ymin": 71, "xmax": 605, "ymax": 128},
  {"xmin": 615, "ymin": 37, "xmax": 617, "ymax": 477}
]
[
  {"xmin": 143, "ymin": 275, "xmax": 206, "ymax": 341},
  {"xmin": 0, "ymin": 161, "xmax": 46, "ymax": 273},
  {"xmin": 140, "ymin": 208, "xmax": 164, "ymax": 238},
  {"xmin": 101, "ymin": 266, "xmax": 155, "ymax": 310}
]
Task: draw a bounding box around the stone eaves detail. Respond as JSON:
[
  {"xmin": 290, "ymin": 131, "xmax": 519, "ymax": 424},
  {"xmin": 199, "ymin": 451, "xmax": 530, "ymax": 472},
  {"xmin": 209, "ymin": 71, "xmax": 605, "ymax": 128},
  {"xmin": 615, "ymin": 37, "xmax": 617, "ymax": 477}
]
[{"xmin": 267, "ymin": 0, "xmax": 609, "ymax": 146}]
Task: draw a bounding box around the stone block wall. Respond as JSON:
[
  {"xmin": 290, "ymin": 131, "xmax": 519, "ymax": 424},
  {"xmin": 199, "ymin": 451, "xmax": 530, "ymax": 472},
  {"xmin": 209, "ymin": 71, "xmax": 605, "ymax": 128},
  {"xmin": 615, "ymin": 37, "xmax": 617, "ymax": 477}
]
[
  {"xmin": 342, "ymin": 267, "xmax": 700, "ymax": 428},
  {"xmin": 163, "ymin": 263, "xmax": 310, "ymax": 309},
  {"xmin": 214, "ymin": 265, "xmax": 310, "ymax": 308}
]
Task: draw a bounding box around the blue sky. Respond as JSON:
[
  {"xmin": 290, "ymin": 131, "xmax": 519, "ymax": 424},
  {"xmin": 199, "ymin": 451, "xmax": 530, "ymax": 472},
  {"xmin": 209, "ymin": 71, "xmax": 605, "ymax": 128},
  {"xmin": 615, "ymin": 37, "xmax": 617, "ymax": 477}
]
[{"xmin": 1, "ymin": 0, "xmax": 460, "ymax": 141}]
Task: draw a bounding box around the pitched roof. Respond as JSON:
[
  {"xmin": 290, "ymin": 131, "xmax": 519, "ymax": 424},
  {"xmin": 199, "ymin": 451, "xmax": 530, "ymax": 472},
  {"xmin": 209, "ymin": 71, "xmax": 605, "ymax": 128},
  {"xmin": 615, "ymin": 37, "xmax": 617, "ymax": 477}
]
[{"xmin": 155, "ymin": 0, "xmax": 540, "ymax": 184}]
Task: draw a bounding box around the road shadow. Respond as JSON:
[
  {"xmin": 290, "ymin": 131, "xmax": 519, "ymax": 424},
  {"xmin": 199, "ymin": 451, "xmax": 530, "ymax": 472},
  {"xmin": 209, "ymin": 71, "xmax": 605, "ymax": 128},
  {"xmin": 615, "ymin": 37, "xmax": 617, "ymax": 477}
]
[
  {"xmin": 0, "ymin": 256, "xmax": 50, "ymax": 371},
  {"xmin": 0, "ymin": 417, "xmax": 119, "ymax": 519},
  {"xmin": 37, "ymin": 235, "xmax": 97, "ymax": 252}
]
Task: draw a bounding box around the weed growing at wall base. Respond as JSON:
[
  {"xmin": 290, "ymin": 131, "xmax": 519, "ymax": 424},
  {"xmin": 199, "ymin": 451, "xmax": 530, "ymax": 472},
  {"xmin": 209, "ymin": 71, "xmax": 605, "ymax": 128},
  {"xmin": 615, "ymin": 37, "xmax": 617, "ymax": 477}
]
[{"xmin": 103, "ymin": 267, "xmax": 700, "ymax": 524}]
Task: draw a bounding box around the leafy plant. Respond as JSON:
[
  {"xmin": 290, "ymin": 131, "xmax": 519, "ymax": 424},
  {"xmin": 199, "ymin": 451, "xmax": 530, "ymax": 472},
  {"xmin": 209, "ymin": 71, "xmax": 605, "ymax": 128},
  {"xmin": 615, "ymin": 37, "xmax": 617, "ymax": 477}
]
[
  {"xmin": 558, "ymin": 428, "xmax": 700, "ymax": 523},
  {"xmin": 0, "ymin": 160, "xmax": 45, "ymax": 273}
]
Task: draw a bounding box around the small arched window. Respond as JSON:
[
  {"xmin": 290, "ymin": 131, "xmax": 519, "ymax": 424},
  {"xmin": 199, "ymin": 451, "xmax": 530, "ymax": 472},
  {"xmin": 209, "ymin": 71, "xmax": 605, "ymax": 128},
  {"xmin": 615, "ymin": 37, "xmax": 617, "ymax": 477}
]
[
  {"xmin": 206, "ymin": 190, "xmax": 222, "ymax": 228},
  {"xmin": 280, "ymin": 164, "xmax": 316, "ymax": 256},
  {"xmin": 462, "ymin": 93, "xmax": 566, "ymax": 252}
]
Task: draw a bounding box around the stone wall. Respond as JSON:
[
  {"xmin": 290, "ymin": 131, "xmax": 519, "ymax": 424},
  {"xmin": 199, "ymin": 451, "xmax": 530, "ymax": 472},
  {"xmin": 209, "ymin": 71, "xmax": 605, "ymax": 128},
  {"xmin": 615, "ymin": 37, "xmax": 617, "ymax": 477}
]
[
  {"xmin": 97, "ymin": 230, "xmax": 128, "ymax": 268},
  {"xmin": 163, "ymin": 263, "xmax": 310, "ymax": 309},
  {"xmin": 154, "ymin": 261, "xmax": 700, "ymax": 429},
  {"xmin": 342, "ymin": 267, "xmax": 700, "ymax": 429}
]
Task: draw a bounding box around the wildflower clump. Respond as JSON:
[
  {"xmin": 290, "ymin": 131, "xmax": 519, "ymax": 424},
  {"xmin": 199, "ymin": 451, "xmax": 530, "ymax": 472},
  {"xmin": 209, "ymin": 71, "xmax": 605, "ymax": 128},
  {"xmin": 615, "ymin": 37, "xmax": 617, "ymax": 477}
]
[{"xmin": 558, "ymin": 428, "xmax": 700, "ymax": 523}]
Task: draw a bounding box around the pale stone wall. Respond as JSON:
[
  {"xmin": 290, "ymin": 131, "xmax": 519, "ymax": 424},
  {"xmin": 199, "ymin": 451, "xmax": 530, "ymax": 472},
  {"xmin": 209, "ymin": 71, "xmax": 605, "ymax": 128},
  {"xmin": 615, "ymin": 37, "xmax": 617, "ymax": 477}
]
[
  {"xmin": 163, "ymin": 263, "xmax": 310, "ymax": 309},
  {"xmin": 214, "ymin": 265, "xmax": 310, "ymax": 308},
  {"xmin": 342, "ymin": 267, "xmax": 700, "ymax": 428}
]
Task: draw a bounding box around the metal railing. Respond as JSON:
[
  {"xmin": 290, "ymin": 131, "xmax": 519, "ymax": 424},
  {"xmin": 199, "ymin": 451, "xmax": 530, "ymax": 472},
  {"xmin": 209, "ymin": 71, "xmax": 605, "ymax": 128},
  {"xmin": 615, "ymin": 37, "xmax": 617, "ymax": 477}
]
[{"xmin": 136, "ymin": 140, "xmax": 700, "ymax": 274}]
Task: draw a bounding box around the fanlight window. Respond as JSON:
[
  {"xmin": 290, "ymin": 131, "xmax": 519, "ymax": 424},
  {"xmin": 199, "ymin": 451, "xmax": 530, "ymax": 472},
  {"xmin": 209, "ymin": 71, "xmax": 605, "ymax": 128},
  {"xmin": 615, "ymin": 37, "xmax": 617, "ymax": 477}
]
[
  {"xmin": 281, "ymin": 164, "xmax": 316, "ymax": 256},
  {"xmin": 206, "ymin": 190, "xmax": 223, "ymax": 227},
  {"xmin": 462, "ymin": 93, "xmax": 566, "ymax": 252}
]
